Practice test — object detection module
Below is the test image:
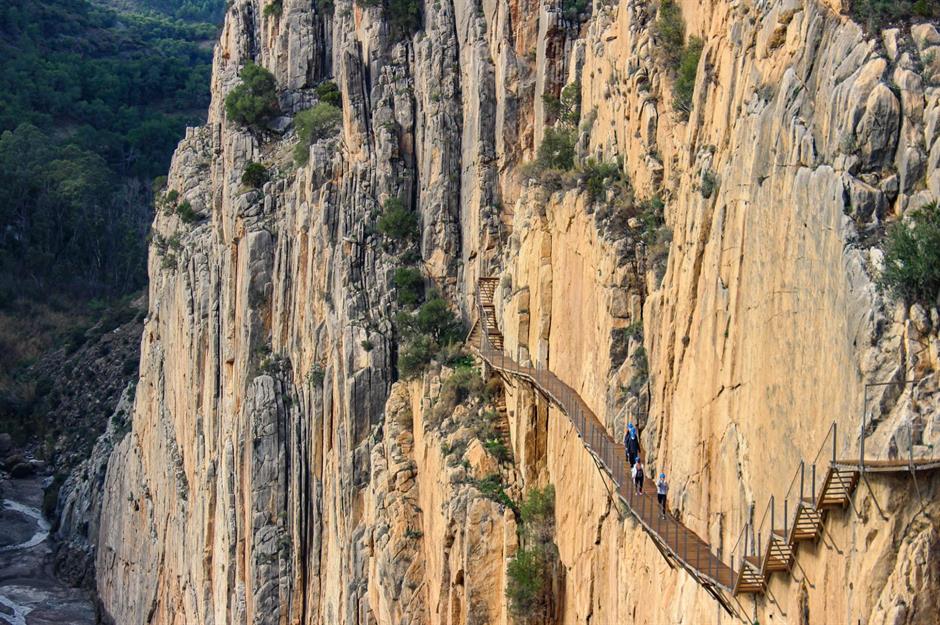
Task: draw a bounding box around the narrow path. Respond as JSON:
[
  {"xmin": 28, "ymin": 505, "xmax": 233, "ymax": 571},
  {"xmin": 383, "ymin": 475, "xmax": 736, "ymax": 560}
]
[
  {"xmin": 471, "ymin": 277, "xmax": 940, "ymax": 612},
  {"xmin": 469, "ymin": 278, "xmax": 735, "ymax": 613}
]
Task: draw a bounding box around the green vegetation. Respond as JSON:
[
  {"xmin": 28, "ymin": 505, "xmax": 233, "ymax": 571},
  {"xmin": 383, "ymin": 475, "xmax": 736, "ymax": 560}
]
[
  {"xmin": 653, "ymin": 0, "xmax": 686, "ymax": 68},
  {"xmin": 393, "ymin": 267, "xmax": 425, "ymax": 307},
  {"xmin": 850, "ymin": 0, "xmax": 939, "ymax": 27},
  {"xmin": 138, "ymin": 0, "xmax": 225, "ymax": 21},
  {"xmin": 673, "ymin": 37, "xmax": 703, "ymax": 118},
  {"xmin": 355, "ymin": 0, "xmax": 421, "ymax": 38},
  {"xmin": 377, "ymin": 198, "xmax": 420, "ymax": 241},
  {"xmin": 431, "ymin": 364, "xmax": 484, "ymax": 423},
  {"xmin": 474, "ymin": 474, "xmax": 517, "ymax": 510},
  {"xmin": 506, "ymin": 485, "xmax": 558, "ymax": 623},
  {"xmin": 175, "ymin": 199, "xmax": 199, "ymax": 223},
  {"xmin": 699, "ymin": 167, "xmax": 718, "ymax": 198},
  {"xmin": 225, "ymin": 63, "xmax": 280, "ymax": 130},
  {"xmin": 315, "ymin": 80, "xmax": 342, "ymax": 107},
  {"xmin": 262, "ymin": 0, "xmax": 283, "ymax": 17},
  {"xmin": 242, "ymin": 162, "xmax": 270, "ymax": 188},
  {"xmin": 561, "ymin": 0, "xmax": 590, "ymax": 20},
  {"xmin": 580, "ymin": 158, "xmax": 623, "ymax": 202},
  {"xmin": 653, "ymin": 0, "xmax": 703, "ymax": 118},
  {"xmin": 534, "ymin": 128, "xmax": 577, "ymax": 172},
  {"xmin": 0, "ymin": 0, "xmax": 220, "ymax": 449},
  {"xmin": 879, "ymin": 202, "xmax": 940, "ymax": 306},
  {"xmin": 541, "ymin": 82, "xmax": 581, "ymax": 127},
  {"xmin": 292, "ymin": 102, "xmax": 343, "ymax": 165},
  {"xmin": 396, "ymin": 295, "xmax": 464, "ymax": 378},
  {"xmin": 0, "ymin": 0, "xmax": 218, "ymax": 300}
]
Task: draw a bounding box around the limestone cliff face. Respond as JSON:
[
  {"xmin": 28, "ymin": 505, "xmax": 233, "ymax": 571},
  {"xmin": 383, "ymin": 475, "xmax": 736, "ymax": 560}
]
[{"xmin": 88, "ymin": 1, "xmax": 940, "ymax": 624}]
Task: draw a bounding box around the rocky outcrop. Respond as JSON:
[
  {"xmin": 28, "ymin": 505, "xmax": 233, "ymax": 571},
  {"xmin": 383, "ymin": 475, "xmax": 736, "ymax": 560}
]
[{"xmin": 90, "ymin": 1, "xmax": 940, "ymax": 624}]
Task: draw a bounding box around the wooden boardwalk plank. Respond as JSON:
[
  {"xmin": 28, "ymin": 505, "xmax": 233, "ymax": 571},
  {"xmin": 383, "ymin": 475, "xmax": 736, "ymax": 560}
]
[{"xmin": 469, "ymin": 278, "xmax": 940, "ymax": 607}]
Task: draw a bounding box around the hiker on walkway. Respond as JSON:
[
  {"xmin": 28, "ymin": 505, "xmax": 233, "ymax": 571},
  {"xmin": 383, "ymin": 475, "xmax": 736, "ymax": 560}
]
[
  {"xmin": 657, "ymin": 473, "xmax": 669, "ymax": 519},
  {"xmin": 624, "ymin": 423, "xmax": 640, "ymax": 467},
  {"xmin": 632, "ymin": 457, "xmax": 645, "ymax": 495}
]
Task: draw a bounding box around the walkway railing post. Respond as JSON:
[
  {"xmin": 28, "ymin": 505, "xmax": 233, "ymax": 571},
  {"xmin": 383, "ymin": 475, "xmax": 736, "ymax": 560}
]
[
  {"xmin": 812, "ymin": 463, "xmax": 816, "ymax": 504},
  {"xmin": 799, "ymin": 461, "xmax": 804, "ymax": 503},
  {"xmin": 832, "ymin": 422, "xmax": 837, "ymax": 466},
  {"xmin": 770, "ymin": 496, "xmax": 775, "ymax": 551}
]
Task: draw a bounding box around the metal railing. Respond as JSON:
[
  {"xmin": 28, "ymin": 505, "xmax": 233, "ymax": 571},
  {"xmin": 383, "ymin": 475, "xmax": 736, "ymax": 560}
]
[
  {"xmin": 809, "ymin": 422, "xmax": 838, "ymax": 504},
  {"xmin": 473, "ymin": 282, "xmax": 733, "ymax": 592},
  {"xmin": 472, "ymin": 280, "xmax": 939, "ymax": 600}
]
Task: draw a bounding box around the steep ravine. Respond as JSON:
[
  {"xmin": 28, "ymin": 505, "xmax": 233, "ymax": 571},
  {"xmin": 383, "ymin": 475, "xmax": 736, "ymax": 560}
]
[{"xmin": 61, "ymin": 1, "xmax": 940, "ymax": 624}]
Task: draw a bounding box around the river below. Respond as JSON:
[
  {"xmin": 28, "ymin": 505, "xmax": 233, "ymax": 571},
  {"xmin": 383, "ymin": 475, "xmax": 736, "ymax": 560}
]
[{"xmin": 0, "ymin": 476, "xmax": 97, "ymax": 625}]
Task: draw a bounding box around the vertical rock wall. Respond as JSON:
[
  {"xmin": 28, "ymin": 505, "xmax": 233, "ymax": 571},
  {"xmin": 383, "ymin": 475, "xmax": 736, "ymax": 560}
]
[{"xmin": 89, "ymin": 1, "xmax": 940, "ymax": 624}]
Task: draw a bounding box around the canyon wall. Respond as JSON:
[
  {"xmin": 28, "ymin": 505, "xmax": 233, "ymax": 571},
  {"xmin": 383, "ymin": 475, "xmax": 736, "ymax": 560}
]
[{"xmin": 79, "ymin": 1, "xmax": 940, "ymax": 624}]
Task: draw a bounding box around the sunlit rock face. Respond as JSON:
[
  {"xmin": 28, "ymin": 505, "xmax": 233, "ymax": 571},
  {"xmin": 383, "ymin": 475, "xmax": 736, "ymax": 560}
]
[{"xmin": 85, "ymin": 1, "xmax": 940, "ymax": 624}]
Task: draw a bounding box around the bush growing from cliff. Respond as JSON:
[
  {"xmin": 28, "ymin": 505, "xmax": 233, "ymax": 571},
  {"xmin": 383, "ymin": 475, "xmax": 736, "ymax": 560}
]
[
  {"xmin": 431, "ymin": 364, "xmax": 484, "ymax": 424},
  {"xmin": 652, "ymin": 0, "xmax": 703, "ymax": 118},
  {"xmin": 851, "ymin": 0, "xmax": 939, "ymax": 27},
  {"xmin": 580, "ymin": 158, "xmax": 623, "ymax": 202},
  {"xmin": 535, "ymin": 128, "xmax": 576, "ymax": 172},
  {"xmin": 541, "ymin": 81, "xmax": 581, "ymax": 127},
  {"xmin": 507, "ymin": 485, "xmax": 558, "ymax": 622},
  {"xmin": 653, "ymin": 0, "xmax": 686, "ymax": 69},
  {"xmin": 293, "ymin": 102, "xmax": 343, "ymax": 165},
  {"xmin": 175, "ymin": 199, "xmax": 199, "ymax": 223},
  {"xmin": 396, "ymin": 295, "xmax": 464, "ymax": 378},
  {"xmin": 262, "ymin": 0, "xmax": 282, "ymax": 17},
  {"xmin": 561, "ymin": 0, "xmax": 589, "ymax": 20},
  {"xmin": 879, "ymin": 202, "xmax": 940, "ymax": 306},
  {"xmin": 242, "ymin": 162, "xmax": 270, "ymax": 188},
  {"xmin": 673, "ymin": 37, "xmax": 703, "ymax": 118},
  {"xmin": 355, "ymin": 0, "xmax": 421, "ymax": 38},
  {"xmin": 225, "ymin": 63, "xmax": 280, "ymax": 130},
  {"xmin": 393, "ymin": 266, "xmax": 425, "ymax": 307},
  {"xmin": 315, "ymin": 80, "xmax": 342, "ymax": 107},
  {"xmin": 377, "ymin": 198, "xmax": 420, "ymax": 241}
]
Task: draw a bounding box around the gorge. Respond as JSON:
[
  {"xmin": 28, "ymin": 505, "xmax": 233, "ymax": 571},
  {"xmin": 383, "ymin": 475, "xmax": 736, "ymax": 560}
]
[{"xmin": 9, "ymin": 0, "xmax": 940, "ymax": 624}]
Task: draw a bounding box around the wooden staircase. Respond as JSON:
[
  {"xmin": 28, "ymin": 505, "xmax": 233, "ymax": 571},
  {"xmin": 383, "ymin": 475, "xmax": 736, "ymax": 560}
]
[
  {"xmin": 477, "ymin": 277, "xmax": 503, "ymax": 350},
  {"xmin": 732, "ymin": 455, "xmax": 861, "ymax": 596}
]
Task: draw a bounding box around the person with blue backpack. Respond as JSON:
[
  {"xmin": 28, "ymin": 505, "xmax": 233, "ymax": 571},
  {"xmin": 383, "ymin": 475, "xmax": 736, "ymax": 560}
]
[{"xmin": 624, "ymin": 423, "xmax": 640, "ymax": 467}]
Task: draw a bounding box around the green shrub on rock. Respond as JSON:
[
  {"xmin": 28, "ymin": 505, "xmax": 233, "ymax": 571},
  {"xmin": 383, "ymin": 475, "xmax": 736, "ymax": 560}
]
[
  {"xmin": 393, "ymin": 267, "xmax": 425, "ymax": 307},
  {"xmin": 653, "ymin": 0, "xmax": 686, "ymax": 69},
  {"xmin": 224, "ymin": 63, "xmax": 280, "ymax": 130},
  {"xmin": 242, "ymin": 162, "xmax": 270, "ymax": 188},
  {"xmin": 879, "ymin": 202, "xmax": 940, "ymax": 306},
  {"xmin": 293, "ymin": 102, "xmax": 343, "ymax": 165},
  {"xmin": 377, "ymin": 197, "xmax": 419, "ymax": 241},
  {"xmin": 506, "ymin": 485, "xmax": 558, "ymax": 622},
  {"xmin": 395, "ymin": 295, "xmax": 464, "ymax": 378},
  {"xmin": 315, "ymin": 80, "xmax": 342, "ymax": 107},
  {"xmin": 673, "ymin": 37, "xmax": 703, "ymax": 118}
]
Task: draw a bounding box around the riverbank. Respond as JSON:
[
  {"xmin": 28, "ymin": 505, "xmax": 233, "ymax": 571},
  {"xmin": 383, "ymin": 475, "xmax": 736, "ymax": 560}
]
[{"xmin": 0, "ymin": 476, "xmax": 96, "ymax": 625}]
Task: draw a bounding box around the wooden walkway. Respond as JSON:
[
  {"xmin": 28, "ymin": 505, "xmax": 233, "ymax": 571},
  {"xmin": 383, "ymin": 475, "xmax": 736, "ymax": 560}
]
[
  {"xmin": 468, "ymin": 277, "xmax": 940, "ymax": 612},
  {"xmin": 469, "ymin": 278, "xmax": 737, "ymax": 613}
]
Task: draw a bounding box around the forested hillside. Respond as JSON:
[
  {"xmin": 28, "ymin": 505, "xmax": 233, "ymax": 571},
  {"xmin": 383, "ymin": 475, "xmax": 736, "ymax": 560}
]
[{"xmin": 0, "ymin": 0, "xmax": 223, "ymax": 444}]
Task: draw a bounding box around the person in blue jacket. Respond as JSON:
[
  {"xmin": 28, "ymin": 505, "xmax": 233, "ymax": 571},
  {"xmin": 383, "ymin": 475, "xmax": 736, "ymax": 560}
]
[{"xmin": 624, "ymin": 423, "xmax": 640, "ymax": 467}]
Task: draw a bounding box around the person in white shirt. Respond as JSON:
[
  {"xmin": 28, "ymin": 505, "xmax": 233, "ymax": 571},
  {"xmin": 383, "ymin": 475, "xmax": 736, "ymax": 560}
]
[{"xmin": 656, "ymin": 473, "xmax": 669, "ymax": 519}]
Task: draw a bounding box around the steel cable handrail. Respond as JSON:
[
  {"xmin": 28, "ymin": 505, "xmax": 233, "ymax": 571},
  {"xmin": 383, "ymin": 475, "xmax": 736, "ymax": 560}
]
[{"xmin": 472, "ymin": 282, "xmax": 732, "ymax": 592}]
